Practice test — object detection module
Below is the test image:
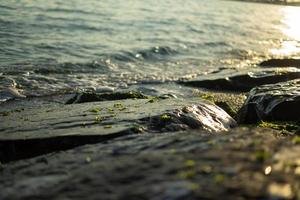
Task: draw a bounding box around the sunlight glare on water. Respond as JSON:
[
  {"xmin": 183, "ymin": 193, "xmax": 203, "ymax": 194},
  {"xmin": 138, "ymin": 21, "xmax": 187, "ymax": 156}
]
[
  {"xmin": 271, "ymin": 6, "xmax": 300, "ymax": 56},
  {"xmin": 282, "ymin": 7, "xmax": 300, "ymax": 41},
  {"xmin": 1, "ymin": 0, "xmax": 300, "ymax": 96}
]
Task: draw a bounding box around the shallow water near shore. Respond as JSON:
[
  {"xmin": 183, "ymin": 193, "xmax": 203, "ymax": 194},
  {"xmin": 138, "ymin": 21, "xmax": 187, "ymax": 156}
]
[{"xmin": 1, "ymin": 0, "xmax": 300, "ymax": 98}]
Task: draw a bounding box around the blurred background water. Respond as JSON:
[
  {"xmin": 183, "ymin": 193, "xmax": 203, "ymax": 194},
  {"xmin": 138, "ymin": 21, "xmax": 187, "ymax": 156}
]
[{"xmin": 1, "ymin": 0, "xmax": 300, "ymax": 97}]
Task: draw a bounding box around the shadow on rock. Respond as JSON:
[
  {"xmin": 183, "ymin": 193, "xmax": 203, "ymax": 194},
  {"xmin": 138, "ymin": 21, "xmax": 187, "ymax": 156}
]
[{"xmin": 66, "ymin": 91, "xmax": 148, "ymax": 104}]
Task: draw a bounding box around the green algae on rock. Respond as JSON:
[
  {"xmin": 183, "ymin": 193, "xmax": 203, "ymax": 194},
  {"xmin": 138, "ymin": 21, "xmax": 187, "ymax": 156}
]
[
  {"xmin": 1, "ymin": 127, "xmax": 299, "ymax": 200},
  {"xmin": 258, "ymin": 121, "xmax": 300, "ymax": 135},
  {"xmin": 0, "ymin": 97, "xmax": 236, "ymax": 162},
  {"xmin": 198, "ymin": 92, "xmax": 246, "ymax": 119}
]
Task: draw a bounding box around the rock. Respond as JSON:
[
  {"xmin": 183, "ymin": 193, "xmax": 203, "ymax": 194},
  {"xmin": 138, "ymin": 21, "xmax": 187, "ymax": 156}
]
[
  {"xmin": 0, "ymin": 97, "xmax": 236, "ymax": 162},
  {"xmin": 0, "ymin": 87, "xmax": 26, "ymax": 103},
  {"xmin": 260, "ymin": 58, "xmax": 300, "ymax": 67},
  {"xmin": 179, "ymin": 69, "xmax": 300, "ymax": 92},
  {"xmin": 139, "ymin": 102, "xmax": 237, "ymax": 133},
  {"xmin": 66, "ymin": 91, "xmax": 148, "ymax": 104},
  {"xmin": 0, "ymin": 127, "xmax": 299, "ymax": 200},
  {"xmin": 237, "ymin": 79, "xmax": 300, "ymax": 123}
]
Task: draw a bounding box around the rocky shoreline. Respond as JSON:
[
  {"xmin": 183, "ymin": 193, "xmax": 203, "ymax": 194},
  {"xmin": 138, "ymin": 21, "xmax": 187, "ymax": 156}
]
[{"xmin": 1, "ymin": 58, "xmax": 300, "ymax": 199}]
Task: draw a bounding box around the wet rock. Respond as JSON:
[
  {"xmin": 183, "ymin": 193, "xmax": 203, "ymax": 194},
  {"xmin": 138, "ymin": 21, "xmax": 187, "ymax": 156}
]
[
  {"xmin": 237, "ymin": 79, "xmax": 300, "ymax": 123},
  {"xmin": 179, "ymin": 70, "xmax": 300, "ymax": 92},
  {"xmin": 0, "ymin": 87, "xmax": 26, "ymax": 103},
  {"xmin": 0, "ymin": 97, "xmax": 236, "ymax": 162},
  {"xmin": 1, "ymin": 127, "xmax": 299, "ymax": 200},
  {"xmin": 66, "ymin": 91, "xmax": 148, "ymax": 104},
  {"xmin": 122, "ymin": 82, "xmax": 196, "ymax": 98},
  {"xmin": 260, "ymin": 58, "xmax": 300, "ymax": 67},
  {"xmin": 140, "ymin": 103, "xmax": 236, "ymax": 133}
]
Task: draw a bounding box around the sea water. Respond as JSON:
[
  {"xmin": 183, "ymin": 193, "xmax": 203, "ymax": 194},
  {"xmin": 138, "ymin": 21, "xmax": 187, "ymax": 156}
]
[{"xmin": 1, "ymin": 0, "xmax": 300, "ymax": 97}]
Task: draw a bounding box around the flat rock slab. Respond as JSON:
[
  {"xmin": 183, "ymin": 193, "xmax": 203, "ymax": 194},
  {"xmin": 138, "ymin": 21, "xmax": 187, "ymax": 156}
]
[
  {"xmin": 238, "ymin": 79, "xmax": 300, "ymax": 123},
  {"xmin": 0, "ymin": 97, "xmax": 236, "ymax": 162},
  {"xmin": 178, "ymin": 69, "xmax": 300, "ymax": 92},
  {"xmin": 260, "ymin": 58, "xmax": 300, "ymax": 68},
  {"xmin": 0, "ymin": 127, "xmax": 299, "ymax": 200}
]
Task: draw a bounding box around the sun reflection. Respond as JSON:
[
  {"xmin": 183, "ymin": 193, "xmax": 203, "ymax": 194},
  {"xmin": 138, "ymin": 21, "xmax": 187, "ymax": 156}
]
[
  {"xmin": 270, "ymin": 7, "xmax": 300, "ymax": 56},
  {"xmin": 281, "ymin": 7, "xmax": 300, "ymax": 41},
  {"xmin": 270, "ymin": 40, "xmax": 300, "ymax": 55}
]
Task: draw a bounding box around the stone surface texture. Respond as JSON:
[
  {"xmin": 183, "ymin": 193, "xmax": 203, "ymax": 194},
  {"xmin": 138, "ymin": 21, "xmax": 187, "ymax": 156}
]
[{"xmin": 238, "ymin": 79, "xmax": 300, "ymax": 123}]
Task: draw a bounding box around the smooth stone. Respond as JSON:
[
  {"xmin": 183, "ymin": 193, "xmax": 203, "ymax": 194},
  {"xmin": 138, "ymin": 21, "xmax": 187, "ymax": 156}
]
[
  {"xmin": 178, "ymin": 69, "xmax": 300, "ymax": 92},
  {"xmin": 237, "ymin": 79, "xmax": 300, "ymax": 123},
  {"xmin": 260, "ymin": 58, "xmax": 300, "ymax": 67},
  {"xmin": 0, "ymin": 97, "xmax": 236, "ymax": 162}
]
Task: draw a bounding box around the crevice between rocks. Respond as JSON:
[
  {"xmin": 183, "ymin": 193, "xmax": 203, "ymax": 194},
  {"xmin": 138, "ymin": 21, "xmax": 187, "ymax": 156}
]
[{"xmin": 0, "ymin": 129, "xmax": 135, "ymax": 163}]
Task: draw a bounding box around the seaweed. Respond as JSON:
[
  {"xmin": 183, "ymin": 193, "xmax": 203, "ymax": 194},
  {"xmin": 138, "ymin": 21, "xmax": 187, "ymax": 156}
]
[
  {"xmin": 89, "ymin": 108, "xmax": 102, "ymax": 113},
  {"xmin": 160, "ymin": 114, "xmax": 171, "ymax": 122}
]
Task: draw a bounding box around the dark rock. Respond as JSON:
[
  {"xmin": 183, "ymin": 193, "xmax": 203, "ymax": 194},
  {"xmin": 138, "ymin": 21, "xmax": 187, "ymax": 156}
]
[
  {"xmin": 0, "ymin": 97, "xmax": 236, "ymax": 162},
  {"xmin": 66, "ymin": 91, "xmax": 148, "ymax": 104},
  {"xmin": 179, "ymin": 70, "xmax": 300, "ymax": 92},
  {"xmin": 260, "ymin": 58, "xmax": 300, "ymax": 67},
  {"xmin": 237, "ymin": 79, "xmax": 300, "ymax": 123},
  {"xmin": 0, "ymin": 127, "xmax": 299, "ymax": 200}
]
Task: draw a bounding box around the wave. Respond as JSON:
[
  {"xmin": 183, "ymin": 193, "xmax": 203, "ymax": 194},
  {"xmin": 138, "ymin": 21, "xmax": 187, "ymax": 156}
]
[
  {"xmin": 204, "ymin": 42, "xmax": 232, "ymax": 47},
  {"xmin": 3, "ymin": 62, "xmax": 114, "ymax": 76},
  {"xmin": 108, "ymin": 46, "xmax": 179, "ymax": 62}
]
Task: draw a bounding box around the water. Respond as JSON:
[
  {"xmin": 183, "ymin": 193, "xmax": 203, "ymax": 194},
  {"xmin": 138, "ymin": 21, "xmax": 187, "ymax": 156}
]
[{"xmin": 1, "ymin": 0, "xmax": 300, "ymax": 97}]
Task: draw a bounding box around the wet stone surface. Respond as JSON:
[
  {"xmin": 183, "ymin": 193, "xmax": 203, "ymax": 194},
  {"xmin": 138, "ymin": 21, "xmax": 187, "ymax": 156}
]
[
  {"xmin": 260, "ymin": 59, "xmax": 300, "ymax": 68},
  {"xmin": 178, "ymin": 69, "xmax": 300, "ymax": 92},
  {"xmin": 0, "ymin": 127, "xmax": 299, "ymax": 200},
  {"xmin": 1, "ymin": 80, "xmax": 300, "ymax": 199},
  {"xmin": 0, "ymin": 97, "xmax": 236, "ymax": 162},
  {"xmin": 238, "ymin": 79, "xmax": 300, "ymax": 123}
]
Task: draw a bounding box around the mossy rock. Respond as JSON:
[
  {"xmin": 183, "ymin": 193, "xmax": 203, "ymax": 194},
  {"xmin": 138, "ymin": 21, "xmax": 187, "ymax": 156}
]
[
  {"xmin": 258, "ymin": 121, "xmax": 300, "ymax": 135},
  {"xmin": 198, "ymin": 92, "xmax": 246, "ymax": 119}
]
